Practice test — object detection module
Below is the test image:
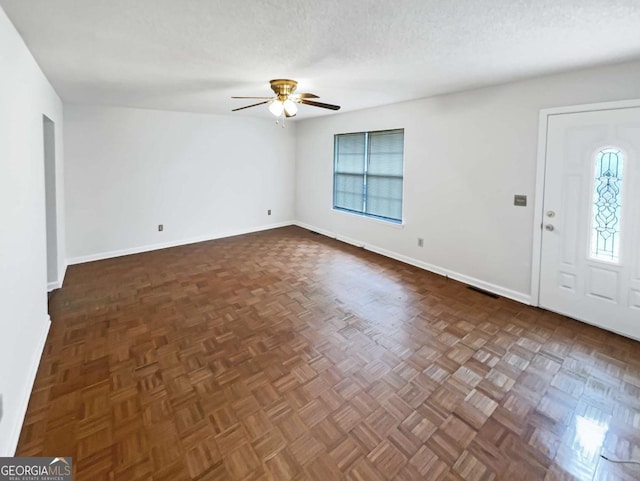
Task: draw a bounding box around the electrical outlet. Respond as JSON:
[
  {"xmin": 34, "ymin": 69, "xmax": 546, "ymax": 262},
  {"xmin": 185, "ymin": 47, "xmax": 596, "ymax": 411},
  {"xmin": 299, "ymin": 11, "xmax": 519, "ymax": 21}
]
[
  {"xmin": 267, "ymin": 209, "xmax": 271, "ymax": 215},
  {"xmin": 418, "ymin": 238, "xmax": 424, "ymax": 247},
  {"xmin": 158, "ymin": 224, "xmax": 163, "ymax": 232}
]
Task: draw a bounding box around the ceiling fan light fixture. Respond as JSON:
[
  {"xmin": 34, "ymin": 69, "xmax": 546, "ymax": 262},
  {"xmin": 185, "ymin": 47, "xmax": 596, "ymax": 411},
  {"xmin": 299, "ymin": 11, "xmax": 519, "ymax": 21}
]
[
  {"xmin": 283, "ymin": 99, "xmax": 298, "ymax": 116},
  {"xmin": 232, "ymin": 79, "xmax": 340, "ymax": 120},
  {"xmin": 268, "ymin": 100, "xmax": 284, "ymax": 116}
]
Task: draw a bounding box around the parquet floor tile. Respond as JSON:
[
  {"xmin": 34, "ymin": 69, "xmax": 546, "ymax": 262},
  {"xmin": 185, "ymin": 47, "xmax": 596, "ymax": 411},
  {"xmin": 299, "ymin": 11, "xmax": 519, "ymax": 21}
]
[{"xmin": 19, "ymin": 226, "xmax": 640, "ymax": 480}]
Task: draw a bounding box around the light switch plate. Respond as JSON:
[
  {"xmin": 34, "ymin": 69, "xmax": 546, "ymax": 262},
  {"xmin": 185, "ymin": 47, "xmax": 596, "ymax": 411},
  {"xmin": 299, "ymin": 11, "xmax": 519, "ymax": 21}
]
[{"xmin": 514, "ymin": 195, "xmax": 527, "ymax": 206}]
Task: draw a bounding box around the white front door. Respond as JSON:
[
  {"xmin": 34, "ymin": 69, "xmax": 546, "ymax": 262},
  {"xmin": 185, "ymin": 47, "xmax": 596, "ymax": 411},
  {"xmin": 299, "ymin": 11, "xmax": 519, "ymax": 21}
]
[{"xmin": 539, "ymin": 106, "xmax": 640, "ymax": 340}]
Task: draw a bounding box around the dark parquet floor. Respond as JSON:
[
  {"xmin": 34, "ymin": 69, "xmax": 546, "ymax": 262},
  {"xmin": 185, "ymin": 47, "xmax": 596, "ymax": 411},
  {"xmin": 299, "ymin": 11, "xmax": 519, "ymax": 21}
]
[{"xmin": 17, "ymin": 226, "xmax": 640, "ymax": 481}]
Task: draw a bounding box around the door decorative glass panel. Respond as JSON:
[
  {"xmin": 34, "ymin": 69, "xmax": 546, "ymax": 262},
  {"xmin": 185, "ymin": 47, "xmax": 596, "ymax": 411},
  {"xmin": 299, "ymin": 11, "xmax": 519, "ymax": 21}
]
[{"xmin": 590, "ymin": 148, "xmax": 624, "ymax": 262}]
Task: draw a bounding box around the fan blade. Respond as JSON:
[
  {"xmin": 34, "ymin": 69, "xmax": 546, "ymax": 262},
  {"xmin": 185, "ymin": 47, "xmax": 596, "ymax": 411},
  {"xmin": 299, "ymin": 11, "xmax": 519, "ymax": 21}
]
[
  {"xmin": 290, "ymin": 93, "xmax": 319, "ymax": 99},
  {"xmin": 232, "ymin": 100, "xmax": 270, "ymax": 111},
  {"xmin": 300, "ymin": 99, "xmax": 341, "ymax": 110},
  {"xmin": 231, "ymin": 96, "xmax": 273, "ymax": 99}
]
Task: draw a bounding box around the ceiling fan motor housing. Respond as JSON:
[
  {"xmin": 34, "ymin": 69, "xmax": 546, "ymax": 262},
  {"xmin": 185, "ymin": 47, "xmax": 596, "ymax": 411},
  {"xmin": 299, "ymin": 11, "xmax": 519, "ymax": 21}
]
[{"xmin": 270, "ymin": 79, "xmax": 298, "ymax": 100}]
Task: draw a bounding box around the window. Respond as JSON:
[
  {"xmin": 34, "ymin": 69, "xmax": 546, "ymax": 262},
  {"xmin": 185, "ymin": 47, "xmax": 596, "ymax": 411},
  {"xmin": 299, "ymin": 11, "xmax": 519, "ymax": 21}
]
[
  {"xmin": 590, "ymin": 147, "xmax": 624, "ymax": 262},
  {"xmin": 333, "ymin": 129, "xmax": 404, "ymax": 223}
]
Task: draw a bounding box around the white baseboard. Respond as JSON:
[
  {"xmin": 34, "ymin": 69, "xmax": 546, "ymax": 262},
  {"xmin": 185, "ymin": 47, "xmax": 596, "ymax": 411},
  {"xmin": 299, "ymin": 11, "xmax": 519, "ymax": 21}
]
[
  {"xmin": 66, "ymin": 219, "xmax": 530, "ymax": 304},
  {"xmin": 5, "ymin": 315, "xmax": 50, "ymax": 456},
  {"xmin": 47, "ymin": 263, "xmax": 68, "ymax": 292},
  {"xmin": 296, "ymin": 221, "xmax": 531, "ymax": 305},
  {"xmin": 67, "ymin": 221, "xmax": 295, "ymax": 265}
]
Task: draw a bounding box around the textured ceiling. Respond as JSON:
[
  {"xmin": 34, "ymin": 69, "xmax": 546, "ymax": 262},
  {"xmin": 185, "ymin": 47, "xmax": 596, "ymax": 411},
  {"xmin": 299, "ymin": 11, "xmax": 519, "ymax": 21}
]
[{"xmin": 2, "ymin": 0, "xmax": 640, "ymax": 119}]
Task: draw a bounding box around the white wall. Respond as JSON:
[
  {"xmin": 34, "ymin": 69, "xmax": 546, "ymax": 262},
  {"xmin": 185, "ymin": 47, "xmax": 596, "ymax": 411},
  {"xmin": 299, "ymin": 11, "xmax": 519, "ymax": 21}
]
[
  {"xmin": 0, "ymin": 7, "xmax": 64, "ymax": 455},
  {"xmin": 64, "ymin": 105, "xmax": 296, "ymax": 262},
  {"xmin": 295, "ymin": 60, "xmax": 640, "ymax": 303}
]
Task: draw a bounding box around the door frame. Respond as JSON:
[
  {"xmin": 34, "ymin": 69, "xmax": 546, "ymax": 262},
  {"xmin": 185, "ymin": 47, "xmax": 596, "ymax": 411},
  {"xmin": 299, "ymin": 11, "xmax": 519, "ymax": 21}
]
[
  {"xmin": 43, "ymin": 115, "xmax": 59, "ymax": 292},
  {"xmin": 531, "ymin": 98, "xmax": 640, "ymax": 307}
]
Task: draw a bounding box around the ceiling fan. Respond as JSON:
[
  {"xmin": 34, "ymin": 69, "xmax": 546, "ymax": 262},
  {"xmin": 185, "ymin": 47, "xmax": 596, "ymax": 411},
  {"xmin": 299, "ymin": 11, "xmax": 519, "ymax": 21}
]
[{"xmin": 232, "ymin": 79, "xmax": 340, "ymax": 118}]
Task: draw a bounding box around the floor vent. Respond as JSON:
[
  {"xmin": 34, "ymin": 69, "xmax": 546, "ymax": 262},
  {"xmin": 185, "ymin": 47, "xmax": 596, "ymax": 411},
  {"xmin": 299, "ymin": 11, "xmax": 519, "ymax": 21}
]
[{"xmin": 467, "ymin": 285, "xmax": 500, "ymax": 299}]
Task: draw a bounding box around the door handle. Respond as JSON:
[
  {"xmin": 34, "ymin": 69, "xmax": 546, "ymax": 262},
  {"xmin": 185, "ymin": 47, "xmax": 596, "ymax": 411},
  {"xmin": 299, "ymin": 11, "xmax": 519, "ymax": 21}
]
[{"xmin": 545, "ymin": 224, "xmax": 554, "ymax": 231}]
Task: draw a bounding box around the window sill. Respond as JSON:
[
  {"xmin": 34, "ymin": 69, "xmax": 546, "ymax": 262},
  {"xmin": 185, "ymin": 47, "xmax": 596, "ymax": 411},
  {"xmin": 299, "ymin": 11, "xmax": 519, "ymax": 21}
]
[{"xmin": 332, "ymin": 208, "xmax": 405, "ymax": 228}]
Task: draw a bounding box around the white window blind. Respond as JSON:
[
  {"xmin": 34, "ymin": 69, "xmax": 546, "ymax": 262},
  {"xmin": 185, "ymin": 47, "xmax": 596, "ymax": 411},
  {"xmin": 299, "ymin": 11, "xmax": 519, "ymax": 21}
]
[
  {"xmin": 333, "ymin": 129, "xmax": 404, "ymax": 223},
  {"xmin": 334, "ymin": 133, "xmax": 366, "ymax": 213}
]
